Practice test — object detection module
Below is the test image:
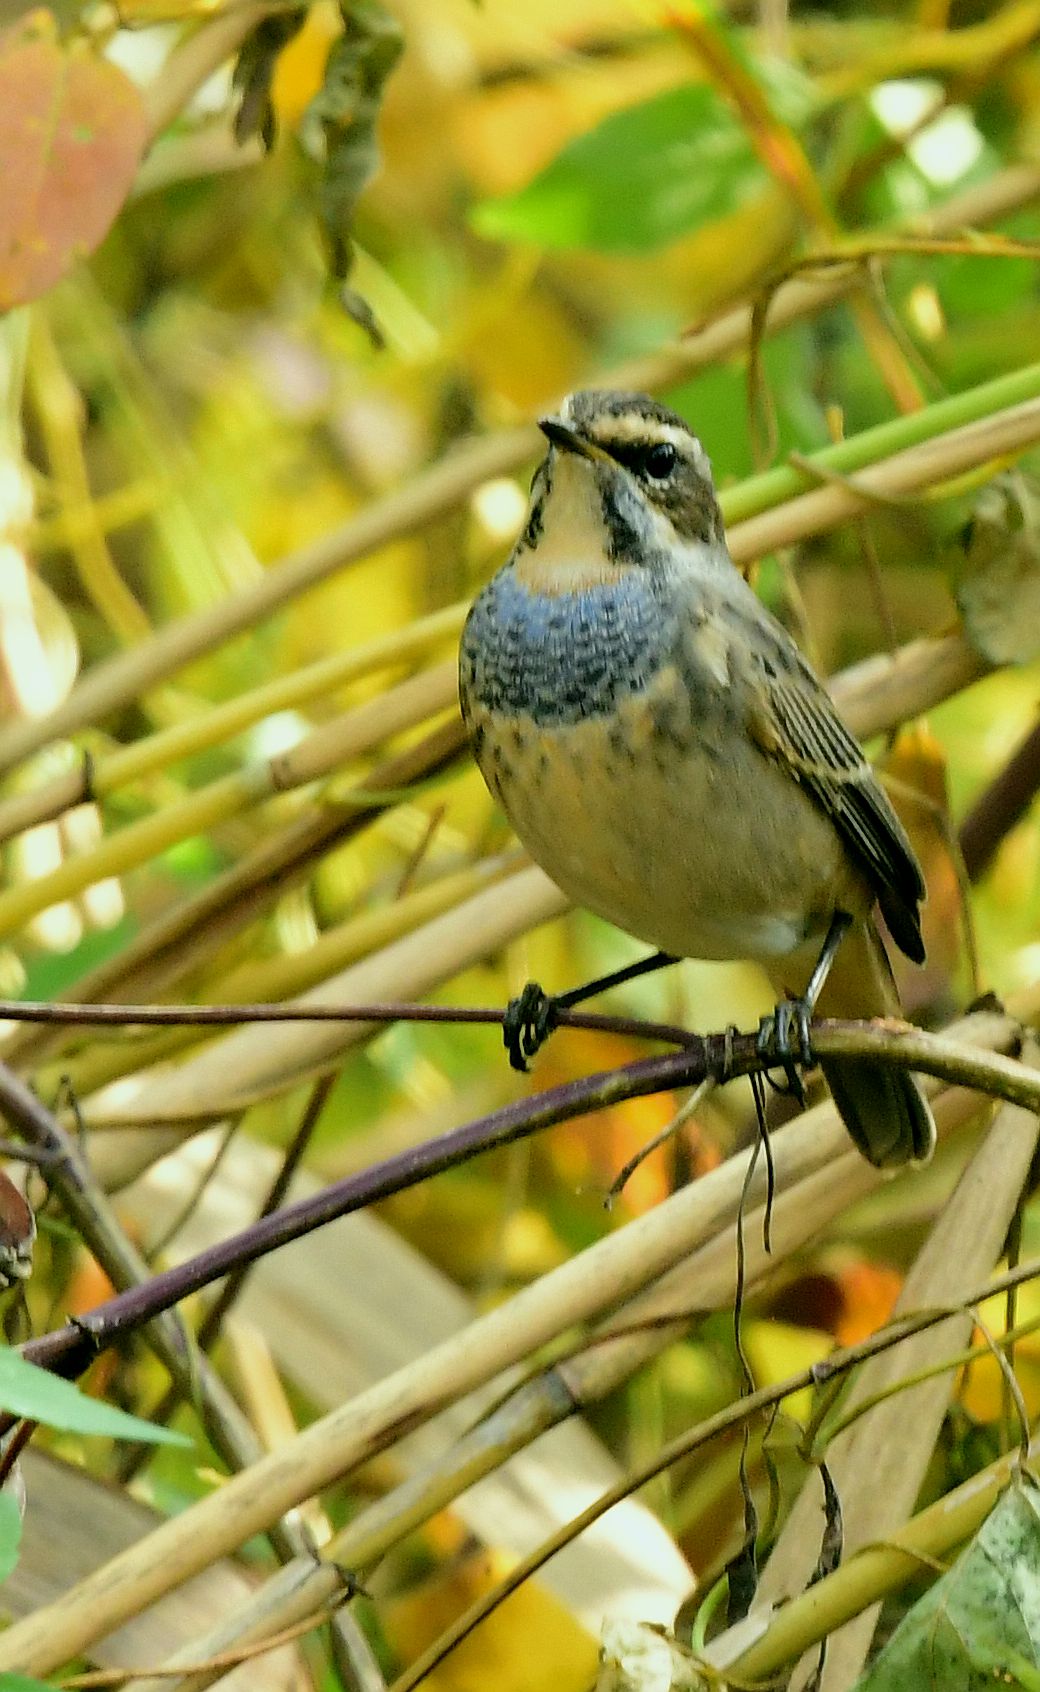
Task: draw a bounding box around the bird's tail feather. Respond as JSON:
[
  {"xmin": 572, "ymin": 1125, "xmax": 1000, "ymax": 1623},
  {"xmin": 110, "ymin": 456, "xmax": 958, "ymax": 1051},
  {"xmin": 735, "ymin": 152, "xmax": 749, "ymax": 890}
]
[
  {"xmin": 819, "ymin": 1054, "xmax": 934, "ymax": 1168},
  {"xmin": 771, "ymin": 917, "xmax": 935, "ymax": 1169}
]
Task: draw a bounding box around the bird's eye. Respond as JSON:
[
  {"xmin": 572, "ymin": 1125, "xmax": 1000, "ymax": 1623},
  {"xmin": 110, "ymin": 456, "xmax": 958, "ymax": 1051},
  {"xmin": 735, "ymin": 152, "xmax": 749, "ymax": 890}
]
[{"xmin": 643, "ymin": 441, "xmax": 677, "ymax": 480}]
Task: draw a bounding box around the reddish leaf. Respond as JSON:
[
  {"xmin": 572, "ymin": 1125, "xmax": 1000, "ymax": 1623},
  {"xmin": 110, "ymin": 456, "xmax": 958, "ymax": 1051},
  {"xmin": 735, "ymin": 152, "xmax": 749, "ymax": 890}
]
[{"xmin": 0, "ymin": 10, "xmax": 148, "ymax": 309}]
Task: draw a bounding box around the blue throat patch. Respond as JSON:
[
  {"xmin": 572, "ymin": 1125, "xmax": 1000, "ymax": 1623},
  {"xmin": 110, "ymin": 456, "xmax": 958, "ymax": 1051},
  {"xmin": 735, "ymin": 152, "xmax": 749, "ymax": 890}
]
[{"xmin": 460, "ymin": 567, "xmax": 676, "ymax": 725}]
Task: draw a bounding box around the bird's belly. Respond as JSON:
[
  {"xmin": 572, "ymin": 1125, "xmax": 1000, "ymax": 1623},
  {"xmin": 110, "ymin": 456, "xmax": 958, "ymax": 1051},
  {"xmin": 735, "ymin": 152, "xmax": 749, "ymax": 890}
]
[{"xmin": 470, "ymin": 688, "xmax": 863, "ymax": 965}]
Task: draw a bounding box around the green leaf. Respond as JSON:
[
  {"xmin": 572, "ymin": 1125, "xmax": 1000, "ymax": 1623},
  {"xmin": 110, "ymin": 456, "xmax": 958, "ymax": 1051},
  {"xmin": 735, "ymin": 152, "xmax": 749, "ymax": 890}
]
[
  {"xmin": 0, "ymin": 1349, "xmax": 190, "ymax": 1445},
  {"xmin": 0, "ymin": 1488, "xmax": 22, "ymax": 1581},
  {"xmin": 853, "ymin": 1472, "xmax": 1040, "ymax": 1691},
  {"xmin": 0, "ymin": 1678, "xmax": 55, "ymax": 1692},
  {"xmin": 471, "ymin": 83, "xmax": 767, "ymax": 253}
]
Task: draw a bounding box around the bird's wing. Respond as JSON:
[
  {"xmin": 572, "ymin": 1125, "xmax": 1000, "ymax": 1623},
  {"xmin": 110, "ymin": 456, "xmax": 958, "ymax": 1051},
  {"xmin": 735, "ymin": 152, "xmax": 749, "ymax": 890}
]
[{"xmin": 748, "ymin": 646, "xmax": 925, "ymax": 963}]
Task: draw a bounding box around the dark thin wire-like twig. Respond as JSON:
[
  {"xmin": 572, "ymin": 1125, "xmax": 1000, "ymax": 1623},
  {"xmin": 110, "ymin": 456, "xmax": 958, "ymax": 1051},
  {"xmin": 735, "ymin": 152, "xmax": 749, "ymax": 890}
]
[
  {"xmin": 145, "ymin": 1119, "xmax": 239, "ymax": 1264},
  {"xmin": 0, "ymin": 995, "xmax": 693, "ymax": 1048},
  {"xmin": 116, "ymin": 1075, "xmax": 337, "ymax": 1486},
  {"xmin": 201, "ymin": 1071, "xmax": 338, "ymax": 1350},
  {"xmin": 727, "ymin": 1128, "xmax": 762, "ymax": 1627},
  {"xmin": 0, "ymin": 1416, "xmax": 36, "ymax": 1487}
]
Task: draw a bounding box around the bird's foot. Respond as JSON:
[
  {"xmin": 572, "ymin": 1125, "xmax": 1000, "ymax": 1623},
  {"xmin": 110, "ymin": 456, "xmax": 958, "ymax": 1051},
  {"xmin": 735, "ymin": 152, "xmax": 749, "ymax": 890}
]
[
  {"xmin": 756, "ymin": 998, "xmax": 814, "ymax": 1106},
  {"xmin": 503, "ymin": 981, "xmax": 560, "ymax": 1072}
]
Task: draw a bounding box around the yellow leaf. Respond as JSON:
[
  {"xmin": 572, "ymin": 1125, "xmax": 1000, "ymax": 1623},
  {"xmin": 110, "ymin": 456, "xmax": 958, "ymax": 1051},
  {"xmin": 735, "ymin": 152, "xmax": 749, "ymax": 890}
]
[
  {"xmin": 384, "ymin": 1547, "xmax": 598, "ymax": 1692},
  {"xmin": 271, "ymin": 0, "xmax": 342, "ymax": 130},
  {"xmin": 742, "ymin": 1320, "xmax": 832, "ymax": 1428}
]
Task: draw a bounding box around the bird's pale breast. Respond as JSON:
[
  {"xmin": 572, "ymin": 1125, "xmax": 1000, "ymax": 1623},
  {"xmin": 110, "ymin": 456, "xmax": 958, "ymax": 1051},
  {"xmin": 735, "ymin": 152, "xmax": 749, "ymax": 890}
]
[{"xmin": 459, "ymin": 567, "xmax": 868, "ymax": 964}]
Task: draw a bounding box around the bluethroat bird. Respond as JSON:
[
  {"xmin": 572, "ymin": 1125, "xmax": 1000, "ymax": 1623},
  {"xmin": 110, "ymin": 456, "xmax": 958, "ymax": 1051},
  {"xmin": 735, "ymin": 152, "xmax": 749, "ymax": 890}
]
[{"xmin": 458, "ymin": 389, "xmax": 935, "ymax": 1168}]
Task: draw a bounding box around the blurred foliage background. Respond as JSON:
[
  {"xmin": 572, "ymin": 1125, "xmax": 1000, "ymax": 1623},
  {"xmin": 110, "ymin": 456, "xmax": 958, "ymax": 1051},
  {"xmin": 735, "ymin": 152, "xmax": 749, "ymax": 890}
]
[{"xmin": 3, "ymin": 0, "xmax": 1040, "ymax": 1687}]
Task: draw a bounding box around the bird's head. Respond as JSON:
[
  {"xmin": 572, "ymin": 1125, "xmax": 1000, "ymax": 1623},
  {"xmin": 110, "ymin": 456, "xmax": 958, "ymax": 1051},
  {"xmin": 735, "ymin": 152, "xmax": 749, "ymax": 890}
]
[{"xmin": 512, "ymin": 389, "xmax": 725, "ymax": 592}]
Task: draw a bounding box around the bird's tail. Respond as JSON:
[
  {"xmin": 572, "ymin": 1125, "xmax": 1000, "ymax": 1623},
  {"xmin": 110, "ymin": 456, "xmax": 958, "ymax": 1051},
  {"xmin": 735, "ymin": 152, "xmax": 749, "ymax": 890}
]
[
  {"xmin": 820, "ymin": 1052, "xmax": 934, "ymax": 1168},
  {"xmin": 773, "ymin": 919, "xmax": 935, "ymax": 1169}
]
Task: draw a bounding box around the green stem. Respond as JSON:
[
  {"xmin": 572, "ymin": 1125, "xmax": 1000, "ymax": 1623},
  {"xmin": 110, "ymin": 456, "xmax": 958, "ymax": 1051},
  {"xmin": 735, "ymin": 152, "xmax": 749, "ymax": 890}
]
[{"xmin": 721, "ymin": 358, "xmax": 1040, "ymax": 522}]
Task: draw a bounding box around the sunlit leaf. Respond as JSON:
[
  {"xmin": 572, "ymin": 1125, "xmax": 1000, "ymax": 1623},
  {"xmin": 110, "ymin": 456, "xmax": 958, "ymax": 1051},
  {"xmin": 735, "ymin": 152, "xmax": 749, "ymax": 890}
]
[
  {"xmin": 471, "ymin": 83, "xmax": 767, "ymax": 253},
  {"xmin": 853, "ymin": 1474, "xmax": 1040, "ymax": 1691},
  {"xmin": 0, "ymin": 1350, "xmax": 189, "ymax": 1445},
  {"xmin": 0, "ymin": 9, "xmax": 148, "ymax": 309},
  {"xmin": 384, "ymin": 1543, "xmax": 598, "ymax": 1692}
]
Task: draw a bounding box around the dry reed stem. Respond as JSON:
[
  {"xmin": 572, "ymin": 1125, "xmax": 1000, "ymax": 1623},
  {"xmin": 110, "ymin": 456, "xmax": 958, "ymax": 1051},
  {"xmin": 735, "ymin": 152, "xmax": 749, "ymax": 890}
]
[
  {"xmin": 0, "ymin": 602, "xmax": 467, "ymax": 847},
  {"xmin": 0, "ymin": 718, "xmax": 468, "ymax": 1070},
  {"xmin": 0, "ymin": 662, "xmax": 458, "ymax": 940},
  {"xmin": 52, "ymin": 855, "xmax": 520, "ymax": 1100},
  {"xmin": 0, "ymin": 390, "xmax": 1028, "ymax": 951},
  {"xmin": 721, "ymin": 1433, "xmax": 1039, "ymax": 1683},
  {"xmin": 727, "ymin": 394, "xmax": 1040, "ymax": 561},
  {"xmin": 385, "ymin": 1251, "xmax": 1040, "ymax": 1692},
  {"xmin": 829, "ymin": 631, "xmax": 986, "ymax": 739},
  {"xmin": 122, "ymin": 1116, "xmax": 890, "ymax": 1692},
  {"xmin": 119, "ymin": 1089, "xmax": 1007, "ymax": 1692},
  {"xmin": 78, "ymin": 910, "xmax": 1040, "ymax": 1155},
  {"xmin": 82, "ymin": 862, "xmax": 566, "ymax": 1187},
  {"xmin": 79, "ymin": 1034, "xmax": 1036, "ymax": 1691},
  {"xmin": 0, "ymin": 623, "xmax": 988, "ymax": 1098},
  {"xmin": 0, "ymin": 1010, "xmax": 1019, "ymax": 1676},
  {"xmin": 0, "ymin": 428, "xmax": 531, "ymax": 775}
]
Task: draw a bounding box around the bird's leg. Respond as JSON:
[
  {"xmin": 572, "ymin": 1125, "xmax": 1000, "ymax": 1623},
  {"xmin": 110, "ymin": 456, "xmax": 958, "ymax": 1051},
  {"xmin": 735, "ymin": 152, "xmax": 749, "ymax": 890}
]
[
  {"xmin": 502, "ymin": 951, "xmax": 677, "ymax": 1072},
  {"xmin": 756, "ymin": 911, "xmax": 854, "ymax": 1097}
]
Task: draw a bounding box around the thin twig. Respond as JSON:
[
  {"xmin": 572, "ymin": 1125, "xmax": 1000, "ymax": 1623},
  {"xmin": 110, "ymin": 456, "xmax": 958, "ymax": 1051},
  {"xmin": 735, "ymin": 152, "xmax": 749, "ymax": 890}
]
[
  {"xmin": 115, "ymin": 1076, "xmax": 337, "ymax": 1485},
  {"xmin": 0, "ymin": 1065, "xmax": 349, "ymax": 1576},
  {"xmin": 56, "ymin": 1604, "xmax": 337, "ymax": 1688},
  {"xmin": 0, "ymin": 995, "xmax": 691, "ymax": 1045},
  {"xmin": 10, "ymin": 1013, "xmax": 1036, "ymax": 1379},
  {"xmin": 959, "ymin": 714, "xmax": 1040, "ymax": 881}
]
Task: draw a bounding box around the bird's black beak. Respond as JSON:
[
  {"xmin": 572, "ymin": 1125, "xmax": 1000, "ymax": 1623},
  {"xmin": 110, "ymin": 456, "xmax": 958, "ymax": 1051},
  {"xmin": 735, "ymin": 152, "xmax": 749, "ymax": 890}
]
[{"xmin": 538, "ymin": 416, "xmax": 601, "ymax": 460}]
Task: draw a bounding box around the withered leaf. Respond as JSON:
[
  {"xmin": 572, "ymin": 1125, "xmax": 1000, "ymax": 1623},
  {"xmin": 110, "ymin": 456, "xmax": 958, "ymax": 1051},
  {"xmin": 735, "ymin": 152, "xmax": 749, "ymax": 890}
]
[{"xmin": 0, "ymin": 9, "xmax": 147, "ymax": 309}]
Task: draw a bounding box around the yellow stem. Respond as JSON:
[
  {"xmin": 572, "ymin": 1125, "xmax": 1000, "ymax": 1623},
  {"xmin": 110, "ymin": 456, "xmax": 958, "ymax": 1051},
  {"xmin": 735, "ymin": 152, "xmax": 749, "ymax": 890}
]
[{"xmin": 26, "ymin": 313, "xmax": 152, "ymax": 645}]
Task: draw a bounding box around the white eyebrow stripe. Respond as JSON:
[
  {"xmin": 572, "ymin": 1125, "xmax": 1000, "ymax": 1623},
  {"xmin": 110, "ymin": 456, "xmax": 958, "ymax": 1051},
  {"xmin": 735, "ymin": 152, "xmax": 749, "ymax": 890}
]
[
  {"xmin": 600, "ymin": 416, "xmax": 714, "ymax": 480},
  {"xmin": 587, "ymin": 414, "xmax": 694, "ymax": 449}
]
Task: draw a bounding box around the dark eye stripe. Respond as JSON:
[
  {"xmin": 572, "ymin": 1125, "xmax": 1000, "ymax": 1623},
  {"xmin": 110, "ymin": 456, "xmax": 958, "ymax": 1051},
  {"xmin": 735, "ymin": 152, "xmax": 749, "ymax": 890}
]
[{"xmin": 602, "ymin": 438, "xmax": 677, "ymax": 479}]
